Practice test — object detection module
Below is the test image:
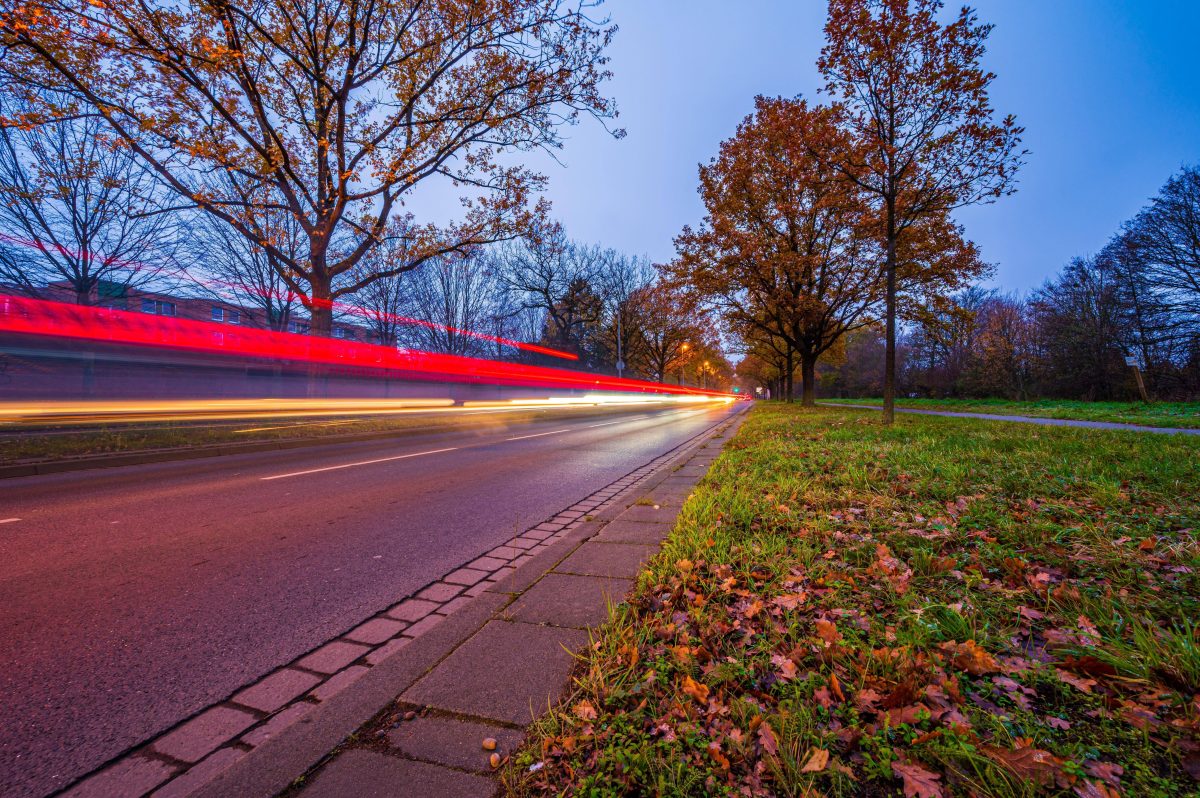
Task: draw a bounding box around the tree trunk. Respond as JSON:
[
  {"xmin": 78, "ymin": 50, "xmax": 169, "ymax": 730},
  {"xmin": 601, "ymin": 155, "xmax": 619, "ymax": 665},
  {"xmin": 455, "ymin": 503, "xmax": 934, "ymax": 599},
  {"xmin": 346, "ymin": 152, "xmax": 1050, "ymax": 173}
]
[
  {"xmin": 784, "ymin": 349, "xmax": 795, "ymax": 403},
  {"xmin": 883, "ymin": 196, "xmax": 898, "ymax": 426},
  {"xmin": 801, "ymin": 355, "xmax": 817, "ymax": 407},
  {"xmin": 308, "ymin": 278, "xmax": 333, "ymax": 337}
]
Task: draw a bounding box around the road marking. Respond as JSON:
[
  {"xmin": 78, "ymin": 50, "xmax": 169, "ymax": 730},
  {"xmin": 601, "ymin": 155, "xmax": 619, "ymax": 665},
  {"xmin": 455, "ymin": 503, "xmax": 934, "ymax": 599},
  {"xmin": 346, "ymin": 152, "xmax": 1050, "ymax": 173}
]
[
  {"xmin": 261, "ymin": 447, "xmax": 458, "ymax": 481},
  {"xmin": 587, "ymin": 420, "xmax": 627, "ymax": 428},
  {"xmin": 0, "ymin": 518, "xmax": 20, "ymax": 524},
  {"xmin": 506, "ymin": 428, "xmax": 571, "ymax": 441}
]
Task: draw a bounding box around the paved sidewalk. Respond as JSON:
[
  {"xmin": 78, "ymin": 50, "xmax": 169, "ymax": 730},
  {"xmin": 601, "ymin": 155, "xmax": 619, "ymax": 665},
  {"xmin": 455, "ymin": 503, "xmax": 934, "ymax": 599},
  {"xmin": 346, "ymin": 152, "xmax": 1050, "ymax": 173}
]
[
  {"xmin": 284, "ymin": 411, "xmax": 748, "ymax": 798},
  {"xmin": 822, "ymin": 402, "xmax": 1200, "ymax": 435}
]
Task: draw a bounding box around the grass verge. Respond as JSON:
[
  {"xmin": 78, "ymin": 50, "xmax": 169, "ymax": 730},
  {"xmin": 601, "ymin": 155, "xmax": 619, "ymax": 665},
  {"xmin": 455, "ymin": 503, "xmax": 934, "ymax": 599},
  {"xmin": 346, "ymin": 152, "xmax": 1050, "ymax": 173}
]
[
  {"xmin": 819, "ymin": 398, "xmax": 1200, "ymax": 429},
  {"xmin": 504, "ymin": 404, "xmax": 1200, "ymax": 797}
]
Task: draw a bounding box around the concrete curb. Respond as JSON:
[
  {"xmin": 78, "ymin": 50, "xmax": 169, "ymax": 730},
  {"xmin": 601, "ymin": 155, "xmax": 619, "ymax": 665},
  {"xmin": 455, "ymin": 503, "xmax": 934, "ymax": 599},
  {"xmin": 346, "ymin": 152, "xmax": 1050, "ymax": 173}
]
[{"xmin": 55, "ymin": 403, "xmax": 748, "ymax": 798}]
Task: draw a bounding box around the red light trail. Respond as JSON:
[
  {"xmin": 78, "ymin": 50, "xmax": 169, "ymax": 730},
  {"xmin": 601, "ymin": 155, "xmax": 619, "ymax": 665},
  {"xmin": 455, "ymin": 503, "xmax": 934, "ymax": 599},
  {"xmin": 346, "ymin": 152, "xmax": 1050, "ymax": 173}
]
[{"xmin": 0, "ymin": 295, "xmax": 731, "ymax": 398}]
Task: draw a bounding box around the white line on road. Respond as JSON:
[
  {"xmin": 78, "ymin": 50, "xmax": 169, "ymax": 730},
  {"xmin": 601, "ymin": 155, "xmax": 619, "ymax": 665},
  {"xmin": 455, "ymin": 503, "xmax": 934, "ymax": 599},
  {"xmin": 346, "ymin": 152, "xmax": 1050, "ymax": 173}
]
[
  {"xmin": 261, "ymin": 447, "xmax": 458, "ymax": 481},
  {"xmin": 506, "ymin": 428, "xmax": 571, "ymax": 441},
  {"xmin": 587, "ymin": 420, "xmax": 626, "ymax": 428},
  {"xmin": 0, "ymin": 518, "xmax": 20, "ymax": 524}
]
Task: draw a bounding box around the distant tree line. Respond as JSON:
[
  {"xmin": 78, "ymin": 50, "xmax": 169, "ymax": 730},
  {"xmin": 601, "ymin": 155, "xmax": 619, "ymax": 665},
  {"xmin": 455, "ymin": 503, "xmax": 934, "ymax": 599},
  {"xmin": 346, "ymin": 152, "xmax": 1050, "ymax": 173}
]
[{"xmin": 821, "ymin": 164, "xmax": 1200, "ymax": 402}]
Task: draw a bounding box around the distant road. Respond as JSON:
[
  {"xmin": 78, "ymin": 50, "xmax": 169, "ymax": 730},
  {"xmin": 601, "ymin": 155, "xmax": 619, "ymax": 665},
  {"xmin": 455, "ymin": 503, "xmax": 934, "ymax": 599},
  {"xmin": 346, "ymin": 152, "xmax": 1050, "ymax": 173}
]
[{"xmin": 0, "ymin": 401, "xmax": 741, "ymax": 798}]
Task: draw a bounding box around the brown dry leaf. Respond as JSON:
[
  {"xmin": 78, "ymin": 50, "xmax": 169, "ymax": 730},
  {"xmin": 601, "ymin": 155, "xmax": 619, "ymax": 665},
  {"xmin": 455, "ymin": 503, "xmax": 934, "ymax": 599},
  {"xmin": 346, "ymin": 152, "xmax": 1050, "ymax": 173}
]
[
  {"xmin": 944, "ymin": 639, "xmax": 998, "ymax": 675},
  {"xmin": 801, "ymin": 748, "xmax": 830, "ymax": 773},
  {"xmin": 707, "ymin": 741, "xmax": 730, "ymax": 771},
  {"xmin": 773, "ymin": 592, "xmax": 807, "ymax": 610},
  {"xmin": 682, "ymin": 675, "xmax": 709, "ymax": 704},
  {"xmin": 757, "ymin": 721, "xmax": 779, "ymax": 757},
  {"xmin": 829, "ymin": 672, "xmax": 846, "ymax": 702},
  {"xmin": 982, "ymin": 745, "xmax": 1066, "ymax": 788},
  {"xmin": 572, "ymin": 700, "xmax": 597, "ymax": 721},
  {"xmin": 892, "ymin": 761, "xmax": 943, "ymax": 798},
  {"xmin": 815, "ymin": 618, "xmax": 841, "ymax": 646}
]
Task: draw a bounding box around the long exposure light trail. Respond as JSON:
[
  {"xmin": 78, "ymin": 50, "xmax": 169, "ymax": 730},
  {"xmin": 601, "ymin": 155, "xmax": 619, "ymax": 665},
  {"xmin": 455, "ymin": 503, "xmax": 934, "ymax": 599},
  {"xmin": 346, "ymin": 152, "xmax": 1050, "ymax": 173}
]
[{"xmin": 0, "ymin": 296, "xmax": 735, "ymax": 423}]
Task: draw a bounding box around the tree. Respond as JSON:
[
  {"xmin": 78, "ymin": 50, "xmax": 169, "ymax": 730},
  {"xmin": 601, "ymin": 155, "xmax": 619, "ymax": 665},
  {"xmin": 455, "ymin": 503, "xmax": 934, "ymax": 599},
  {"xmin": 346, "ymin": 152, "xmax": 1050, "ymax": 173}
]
[
  {"xmin": 671, "ymin": 97, "xmax": 879, "ymax": 405},
  {"xmin": 629, "ymin": 281, "xmax": 703, "ymax": 382},
  {"xmin": 399, "ymin": 253, "xmax": 507, "ymax": 356},
  {"xmin": 2, "ymin": 0, "xmax": 618, "ymax": 334},
  {"xmin": 818, "ymin": 0, "xmax": 1024, "ymax": 422},
  {"xmin": 0, "ymin": 93, "xmax": 177, "ymax": 304},
  {"xmin": 495, "ymin": 230, "xmax": 608, "ymax": 364},
  {"xmin": 188, "ymin": 179, "xmax": 305, "ymax": 331}
]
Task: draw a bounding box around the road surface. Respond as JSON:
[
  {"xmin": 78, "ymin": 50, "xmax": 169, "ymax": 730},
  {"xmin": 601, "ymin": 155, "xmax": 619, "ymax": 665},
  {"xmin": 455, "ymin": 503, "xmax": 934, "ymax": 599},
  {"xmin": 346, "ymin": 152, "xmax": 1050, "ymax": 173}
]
[{"xmin": 0, "ymin": 401, "xmax": 742, "ymax": 797}]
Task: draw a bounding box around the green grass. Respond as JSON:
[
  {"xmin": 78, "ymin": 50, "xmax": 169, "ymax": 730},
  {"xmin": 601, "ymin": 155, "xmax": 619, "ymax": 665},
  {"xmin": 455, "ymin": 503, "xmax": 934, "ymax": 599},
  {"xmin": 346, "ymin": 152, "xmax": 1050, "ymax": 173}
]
[
  {"xmin": 504, "ymin": 405, "xmax": 1200, "ymax": 797},
  {"xmin": 819, "ymin": 397, "xmax": 1200, "ymax": 429}
]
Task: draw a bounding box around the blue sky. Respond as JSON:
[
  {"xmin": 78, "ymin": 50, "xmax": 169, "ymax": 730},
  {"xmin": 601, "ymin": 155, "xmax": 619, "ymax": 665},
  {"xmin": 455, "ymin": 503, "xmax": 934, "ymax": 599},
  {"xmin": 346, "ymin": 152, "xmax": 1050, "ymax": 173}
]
[{"xmin": 514, "ymin": 0, "xmax": 1200, "ymax": 293}]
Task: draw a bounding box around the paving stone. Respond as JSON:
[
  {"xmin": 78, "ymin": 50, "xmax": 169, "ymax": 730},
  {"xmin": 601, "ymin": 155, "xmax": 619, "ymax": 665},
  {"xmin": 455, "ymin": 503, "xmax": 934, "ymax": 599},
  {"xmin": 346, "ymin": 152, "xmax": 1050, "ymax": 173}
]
[
  {"xmin": 297, "ymin": 641, "xmax": 371, "ymax": 674},
  {"xmin": 554, "ymin": 542, "xmax": 658, "ymax": 579},
  {"xmin": 464, "ymin": 581, "xmax": 490, "ymax": 597},
  {"xmin": 403, "ymin": 620, "xmax": 587, "ymax": 725},
  {"xmin": 442, "ymin": 567, "xmax": 490, "ymax": 586},
  {"xmin": 386, "ymin": 598, "xmax": 439, "ymax": 622},
  {"xmin": 241, "ymin": 702, "xmax": 314, "ymax": 747},
  {"xmin": 467, "ymin": 555, "xmax": 508, "ymax": 571},
  {"xmin": 299, "ymin": 749, "xmax": 493, "ymax": 798},
  {"xmin": 531, "ymin": 522, "xmax": 564, "ymax": 533},
  {"xmin": 508, "ymin": 538, "xmax": 537, "ymax": 550},
  {"xmin": 594, "ymin": 519, "xmax": 674, "ymax": 545},
  {"xmin": 387, "ymin": 715, "xmax": 524, "ymax": 773},
  {"xmin": 618, "ymin": 503, "xmax": 675, "ymax": 524},
  {"xmin": 486, "ymin": 545, "xmax": 522, "ymax": 560},
  {"xmin": 508, "ymin": 573, "xmax": 633, "ymax": 629},
  {"xmin": 310, "ymin": 665, "xmax": 369, "ymax": 702},
  {"xmin": 404, "ymin": 613, "xmax": 444, "ymax": 638},
  {"xmin": 416, "ymin": 582, "xmax": 462, "ymax": 603},
  {"xmin": 151, "ymin": 747, "xmax": 246, "ymax": 798},
  {"xmin": 436, "ymin": 595, "xmax": 472, "ymax": 616},
  {"xmin": 233, "ymin": 669, "xmax": 321, "ymax": 712},
  {"xmin": 153, "ymin": 706, "xmax": 257, "ymax": 763},
  {"xmin": 344, "ymin": 617, "xmax": 407, "ymax": 645},
  {"xmin": 486, "ymin": 566, "xmax": 516, "ymax": 584},
  {"xmin": 365, "ymin": 636, "xmax": 411, "ymax": 666},
  {"xmin": 63, "ymin": 756, "xmax": 177, "ymax": 798}
]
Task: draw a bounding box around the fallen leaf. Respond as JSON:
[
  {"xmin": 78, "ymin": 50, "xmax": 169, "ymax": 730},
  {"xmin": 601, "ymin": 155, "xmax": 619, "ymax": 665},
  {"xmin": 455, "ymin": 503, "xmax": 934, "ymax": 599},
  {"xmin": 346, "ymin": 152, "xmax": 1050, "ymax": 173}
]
[
  {"xmin": 573, "ymin": 700, "xmax": 597, "ymax": 720},
  {"xmin": 982, "ymin": 745, "xmax": 1066, "ymax": 788},
  {"xmin": 815, "ymin": 619, "xmax": 841, "ymax": 646},
  {"xmin": 801, "ymin": 748, "xmax": 830, "ymax": 773},
  {"xmin": 707, "ymin": 740, "xmax": 730, "ymax": 770},
  {"xmin": 892, "ymin": 760, "xmax": 943, "ymax": 797},
  {"xmin": 682, "ymin": 675, "xmax": 709, "ymax": 704},
  {"xmin": 757, "ymin": 722, "xmax": 778, "ymax": 756}
]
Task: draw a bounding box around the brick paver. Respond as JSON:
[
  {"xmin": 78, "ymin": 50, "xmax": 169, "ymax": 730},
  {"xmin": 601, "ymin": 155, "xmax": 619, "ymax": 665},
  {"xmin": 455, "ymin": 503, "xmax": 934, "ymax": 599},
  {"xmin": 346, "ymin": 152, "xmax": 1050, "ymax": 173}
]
[
  {"xmin": 153, "ymin": 706, "xmax": 257, "ymax": 763},
  {"xmin": 364, "ymin": 636, "xmax": 411, "ymax": 666},
  {"xmin": 240, "ymin": 702, "xmax": 313, "ymax": 747},
  {"xmin": 415, "ymin": 582, "xmax": 462, "ymax": 603},
  {"xmin": 150, "ymin": 748, "xmax": 245, "ymax": 798},
  {"xmin": 296, "ymin": 641, "xmax": 370, "ymax": 675},
  {"xmin": 63, "ymin": 756, "xmax": 176, "ymax": 798},
  {"xmin": 386, "ymin": 598, "xmax": 439, "ymax": 622},
  {"xmin": 309, "ymin": 666, "xmax": 369, "ymax": 702},
  {"xmin": 345, "ymin": 617, "xmax": 407, "ymax": 644},
  {"xmin": 233, "ymin": 669, "xmax": 320, "ymax": 712},
  {"xmin": 442, "ymin": 567, "xmax": 490, "ymax": 586}
]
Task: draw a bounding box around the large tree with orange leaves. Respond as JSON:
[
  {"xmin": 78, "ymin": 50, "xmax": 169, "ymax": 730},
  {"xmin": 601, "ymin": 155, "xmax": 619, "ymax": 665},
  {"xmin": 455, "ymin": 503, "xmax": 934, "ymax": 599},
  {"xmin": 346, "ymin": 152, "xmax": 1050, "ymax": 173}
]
[
  {"xmin": 1, "ymin": 0, "xmax": 617, "ymax": 334},
  {"xmin": 818, "ymin": 0, "xmax": 1024, "ymax": 422},
  {"xmin": 670, "ymin": 96, "xmax": 879, "ymax": 405}
]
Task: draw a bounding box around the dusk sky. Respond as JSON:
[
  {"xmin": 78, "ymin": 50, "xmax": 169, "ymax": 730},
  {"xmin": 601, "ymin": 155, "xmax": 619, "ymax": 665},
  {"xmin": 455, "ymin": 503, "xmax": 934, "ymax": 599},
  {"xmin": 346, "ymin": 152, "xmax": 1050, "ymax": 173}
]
[{"xmin": 513, "ymin": 0, "xmax": 1200, "ymax": 294}]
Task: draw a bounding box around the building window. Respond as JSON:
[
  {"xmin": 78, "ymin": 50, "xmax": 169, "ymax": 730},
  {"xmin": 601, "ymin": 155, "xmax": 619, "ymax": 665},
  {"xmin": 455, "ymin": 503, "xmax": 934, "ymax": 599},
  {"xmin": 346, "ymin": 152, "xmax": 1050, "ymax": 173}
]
[
  {"xmin": 143, "ymin": 299, "xmax": 176, "ymax": 316},
  {"xmin": 211, "ymin": 306, "xmax": 224, "ymax": 322},
  {"xmin": 227, "ymin": 310, "xmax": 240, "ymax": 325}
]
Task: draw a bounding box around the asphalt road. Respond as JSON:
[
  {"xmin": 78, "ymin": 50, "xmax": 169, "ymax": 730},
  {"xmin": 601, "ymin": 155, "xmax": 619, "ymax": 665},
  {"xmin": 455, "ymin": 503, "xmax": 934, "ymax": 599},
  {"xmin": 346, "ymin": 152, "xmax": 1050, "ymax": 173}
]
[{"xmin": 0, "ymin": 401, "xmax": 743, "ymax": 798}]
